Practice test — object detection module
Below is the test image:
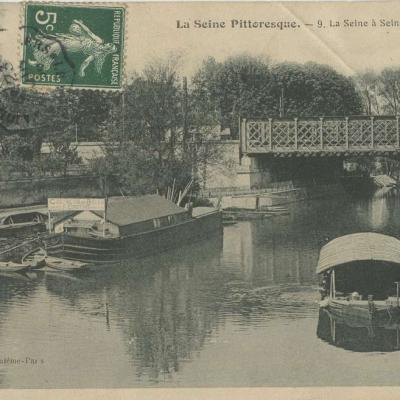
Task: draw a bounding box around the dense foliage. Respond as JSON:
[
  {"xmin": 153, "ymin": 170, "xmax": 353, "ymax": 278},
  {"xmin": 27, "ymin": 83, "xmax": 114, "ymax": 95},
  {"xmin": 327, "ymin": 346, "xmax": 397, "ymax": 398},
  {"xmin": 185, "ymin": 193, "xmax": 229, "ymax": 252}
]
[
  {"xmin": 192, "ymin": 56, "xmax": 363, "ymax": 137},
  {"xmin": 0, "ymin": 74, "xmax": 116, "ymax": 178},
  {"xmin": 0, "ymin": 54, "xmax": 375, "ymax": 191},
  {"xmin": 97, "ymin": 58, "xmax": 219, "ymax": 195},
  {"xmin": 355, "ymin": 67, "xmax": 400, "ymax": 115}
]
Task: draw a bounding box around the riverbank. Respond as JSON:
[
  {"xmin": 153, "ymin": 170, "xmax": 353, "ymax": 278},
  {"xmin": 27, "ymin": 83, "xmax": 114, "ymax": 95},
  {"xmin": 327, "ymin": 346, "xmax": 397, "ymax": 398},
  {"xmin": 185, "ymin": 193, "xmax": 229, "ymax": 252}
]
[
  {"xmin": 0, "ymin": 176, "xmax": 347, "ymax": 211},
  {"xmin": 208, "ymin": 182, "xmax": 346, "ymax": 209}
]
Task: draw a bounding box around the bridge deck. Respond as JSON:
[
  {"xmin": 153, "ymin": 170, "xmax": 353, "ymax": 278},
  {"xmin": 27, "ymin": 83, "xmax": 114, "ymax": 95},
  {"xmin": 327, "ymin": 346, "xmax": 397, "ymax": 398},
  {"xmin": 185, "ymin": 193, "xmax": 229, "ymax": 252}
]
[{"xmin": 241, "ymin": 116, "xmax": 400, "ymax": 156}]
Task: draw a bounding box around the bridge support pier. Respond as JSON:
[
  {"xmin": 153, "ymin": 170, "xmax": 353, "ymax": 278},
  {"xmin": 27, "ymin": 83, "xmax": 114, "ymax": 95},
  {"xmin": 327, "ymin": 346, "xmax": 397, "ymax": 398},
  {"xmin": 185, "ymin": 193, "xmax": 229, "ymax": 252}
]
[{"xmin": 237, "ymin": 155, "xmax": 274, "ymax": 189}]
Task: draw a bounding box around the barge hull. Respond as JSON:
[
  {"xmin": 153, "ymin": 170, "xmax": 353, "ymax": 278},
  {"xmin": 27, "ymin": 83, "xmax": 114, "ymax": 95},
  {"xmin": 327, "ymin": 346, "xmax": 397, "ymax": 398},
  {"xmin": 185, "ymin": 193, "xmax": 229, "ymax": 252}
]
[{"xmin": 48, "ymin": 211, "xmax": 223, "ymax": 262}]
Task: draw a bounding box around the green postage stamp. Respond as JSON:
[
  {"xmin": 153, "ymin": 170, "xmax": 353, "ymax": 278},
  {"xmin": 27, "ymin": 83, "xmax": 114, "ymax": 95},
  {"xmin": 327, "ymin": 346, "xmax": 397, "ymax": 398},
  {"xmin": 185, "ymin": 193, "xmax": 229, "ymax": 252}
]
[{"xmin": 22, "ymin": 3, "xmax": 125, "ymax": 89}]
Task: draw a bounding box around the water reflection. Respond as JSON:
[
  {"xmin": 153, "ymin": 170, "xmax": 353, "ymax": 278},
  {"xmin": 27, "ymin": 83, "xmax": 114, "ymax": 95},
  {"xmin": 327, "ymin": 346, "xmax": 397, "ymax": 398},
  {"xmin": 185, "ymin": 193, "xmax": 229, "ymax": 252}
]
[
  {"xmin": 3, "ymin": 192, "xmax": 400, "ymax": 386},
  {"xmin": 368, "ymin": 187, "xmax": 400, "ymax": 230},
  {"xmin": 317, "ymin": 308, "xmax": 400, "ymax": 352},
  {"xmin": 223, "ymin": 220, "xmax": 319, "ymax": 287},
  {"xmin": 370, "ymin": 189, "xmax": 391, "ymax": 229},
  {"xmin": 44, "ymin": 237, "xmax": 225, "ymax": 382},
  {"xmin": 39, "ymin": 226, "xmax": 320, "ymax": 382},
  {"xmin": 0, "ymin": 271, "xmax": 39, "ymax": 312},
  {"xmin": 360, "ymin": 188, "xmax": 400, "ymax": 236}
]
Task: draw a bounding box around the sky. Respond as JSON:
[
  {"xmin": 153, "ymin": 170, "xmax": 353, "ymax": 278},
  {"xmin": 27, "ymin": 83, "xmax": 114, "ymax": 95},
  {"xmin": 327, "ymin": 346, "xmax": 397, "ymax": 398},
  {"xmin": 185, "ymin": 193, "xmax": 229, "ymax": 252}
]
[{"xmin": 1, "ymin": 1, "xmax": 400, "ymax": 78}]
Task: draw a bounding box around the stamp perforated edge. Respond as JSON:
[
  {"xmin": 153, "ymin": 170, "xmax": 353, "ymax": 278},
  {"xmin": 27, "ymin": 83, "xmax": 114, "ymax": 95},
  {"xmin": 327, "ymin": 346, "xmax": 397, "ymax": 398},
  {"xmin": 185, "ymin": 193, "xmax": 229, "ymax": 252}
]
[{"xmin": 18, "ymin": 1, "xmax": 127, "ymax": 91}]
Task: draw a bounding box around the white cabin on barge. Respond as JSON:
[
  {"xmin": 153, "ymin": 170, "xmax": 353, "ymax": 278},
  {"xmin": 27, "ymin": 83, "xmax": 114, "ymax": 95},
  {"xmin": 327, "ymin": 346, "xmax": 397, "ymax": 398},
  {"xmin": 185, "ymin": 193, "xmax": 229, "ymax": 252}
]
[{"xmin": 53, "ymin": 195, "xmax": 191, "ymax": 238}]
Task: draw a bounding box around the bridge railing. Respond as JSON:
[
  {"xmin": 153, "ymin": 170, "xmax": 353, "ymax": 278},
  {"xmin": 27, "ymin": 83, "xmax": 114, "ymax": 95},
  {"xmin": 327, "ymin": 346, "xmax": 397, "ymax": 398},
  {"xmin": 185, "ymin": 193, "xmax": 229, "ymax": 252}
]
[{"xmin": 241, "ymin": 116, "xmax": 400, "ymax": 154}]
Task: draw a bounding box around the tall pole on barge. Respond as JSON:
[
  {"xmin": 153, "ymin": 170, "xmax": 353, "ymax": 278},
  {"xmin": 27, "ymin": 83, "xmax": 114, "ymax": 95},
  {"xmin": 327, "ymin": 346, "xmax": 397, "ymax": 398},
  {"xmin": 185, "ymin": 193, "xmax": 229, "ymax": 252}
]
[
  {"xmin": 103, "ymin": 177, "xmax": 108, "ymax": 238},
  {"xmin": 48, "ymin": 209, "xmax": 51, "ymax": 233},
  {"xmin": 47, "ymin": 198, "xmax": 51, "ymax": 233}
]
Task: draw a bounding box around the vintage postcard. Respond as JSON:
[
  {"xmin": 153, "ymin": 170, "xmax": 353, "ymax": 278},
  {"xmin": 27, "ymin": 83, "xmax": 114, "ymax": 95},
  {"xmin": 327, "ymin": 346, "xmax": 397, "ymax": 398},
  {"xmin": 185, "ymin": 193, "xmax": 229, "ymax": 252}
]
[{"xmin": 2, "ymin": 1, "xmax": 400, "ymax": 399}]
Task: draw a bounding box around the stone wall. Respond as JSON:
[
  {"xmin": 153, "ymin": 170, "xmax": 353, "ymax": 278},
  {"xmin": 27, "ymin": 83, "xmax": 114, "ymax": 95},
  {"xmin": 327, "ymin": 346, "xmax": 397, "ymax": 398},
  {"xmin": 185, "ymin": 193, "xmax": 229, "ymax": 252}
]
[{"xmin": 0, "ymin": 175, "xmax": 106, "ymax": 208}]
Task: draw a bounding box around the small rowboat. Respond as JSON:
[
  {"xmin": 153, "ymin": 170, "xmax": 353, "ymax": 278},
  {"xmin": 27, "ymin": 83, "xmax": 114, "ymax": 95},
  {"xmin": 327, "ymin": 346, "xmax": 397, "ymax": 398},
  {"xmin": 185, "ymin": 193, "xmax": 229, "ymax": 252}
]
[
  {"xmin": 0, "ymin": 247, "xmax": 47, "ymax": 273},
  {"xmin": 0, "ymin": 211, "xmax": 47, "ymax": 237},
  {"xmin": 45, "ymin": 256, "xmax": 91, "ymax": 271},
  {"xmin": 22, "ymin": 247, "xmax": 47, "ymax": 270},
  {"xmin": 0, "ymin": 261, "xmax": 30, "ymax": 273}
]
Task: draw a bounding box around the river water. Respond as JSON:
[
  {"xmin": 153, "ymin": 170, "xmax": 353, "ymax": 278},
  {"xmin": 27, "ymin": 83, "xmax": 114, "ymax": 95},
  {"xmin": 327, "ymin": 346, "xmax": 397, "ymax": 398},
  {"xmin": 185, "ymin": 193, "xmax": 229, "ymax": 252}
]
[{"xmin": 1, "ymin": 190, "xmax": 400, "ymax": 388}]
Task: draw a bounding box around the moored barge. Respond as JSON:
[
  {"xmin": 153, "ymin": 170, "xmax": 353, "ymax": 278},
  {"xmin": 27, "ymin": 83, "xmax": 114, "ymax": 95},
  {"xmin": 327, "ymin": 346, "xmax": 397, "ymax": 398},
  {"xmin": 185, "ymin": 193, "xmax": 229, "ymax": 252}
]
[{"xmin": 47, "ymin": 195, "xmax": 222, "ymax": 262}]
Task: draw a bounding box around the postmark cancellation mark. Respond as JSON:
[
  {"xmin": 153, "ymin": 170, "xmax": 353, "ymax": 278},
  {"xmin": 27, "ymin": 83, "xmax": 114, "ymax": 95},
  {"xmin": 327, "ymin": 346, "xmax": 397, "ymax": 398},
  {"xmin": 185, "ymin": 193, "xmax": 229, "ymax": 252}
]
[{"xmin": 22, "ymin": 3, "xmax": 125, "ymax": 89}]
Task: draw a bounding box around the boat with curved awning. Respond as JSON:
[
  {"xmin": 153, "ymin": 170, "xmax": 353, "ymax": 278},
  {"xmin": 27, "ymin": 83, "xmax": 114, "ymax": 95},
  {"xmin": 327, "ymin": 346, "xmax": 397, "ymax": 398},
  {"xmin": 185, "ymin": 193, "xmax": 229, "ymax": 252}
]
[
  {"xmin": 317, "ymin": 232, "xmax": 400, "ymax": 322},
  {"xmin": 0, "ymin": 210, "xmax": 47, "ymax": 236}
]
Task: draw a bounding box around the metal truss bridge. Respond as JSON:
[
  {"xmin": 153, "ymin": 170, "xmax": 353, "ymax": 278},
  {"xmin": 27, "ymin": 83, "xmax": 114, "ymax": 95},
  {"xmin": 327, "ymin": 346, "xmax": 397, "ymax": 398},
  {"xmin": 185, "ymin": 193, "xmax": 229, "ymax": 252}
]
[{"xmin": 240, "ymin": 116, "xmax": 400, "ymax": 156}]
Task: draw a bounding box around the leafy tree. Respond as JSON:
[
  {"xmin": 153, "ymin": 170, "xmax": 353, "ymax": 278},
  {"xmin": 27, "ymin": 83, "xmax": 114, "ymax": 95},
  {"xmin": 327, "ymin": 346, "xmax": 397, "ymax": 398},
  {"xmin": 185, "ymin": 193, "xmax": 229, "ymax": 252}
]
[
  {"xmin": 192, "ymin": 57, "xmax": 364, "ymax": 138},
  {"xmin": 354, "ymin": 68, "xmax": 400, "ymax": 115},
  {"xmin": 92, "ymin": 55, "xmax": 223, "ymax": 196},
  {"xmin": 46, "ymin": 129, "xmax": 81, "ymax": 176},
  {"xmin": 121, "ymin": 57, "xmax": 186, "ymax": 193},
  {"xmin": 271, "ymin": 62, "xmax": 363, "ymax": 117},
  {"xmin": 0, "ymin": 56, "xmax": 17, "ymax": 90},
  {"xmin": 378, "ymin": 67, "xmax": 400, "ymax": 114},
  {"xmin": 354, "ymin": 70, "xmax": 382, "ymax": 115},
  {"xmin": 0, "ymin": 133, "xmax": 33, "ymax": 160},
  {"xmin": 125, "ymin": 58, "xmax": 182, "ymax": 142},
  {"xmin": 88, "ymin": 149, "xmax": 118, "ymax": 197},
  {"xmin": 69, "ymin": 90, "xmax": 117, "ymax": 141},
  {"xmin": 192, "ymin": 55, "xmax": 273, "ymax": 137},
  {"xmin": 37, "ymin": 88, "xmax": 116, "ymax": 141}
]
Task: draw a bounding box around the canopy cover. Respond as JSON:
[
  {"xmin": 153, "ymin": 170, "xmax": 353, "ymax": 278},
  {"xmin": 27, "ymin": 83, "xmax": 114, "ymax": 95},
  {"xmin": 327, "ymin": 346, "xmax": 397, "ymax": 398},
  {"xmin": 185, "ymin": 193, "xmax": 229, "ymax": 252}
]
[{"xmin": 316, "ymin": 232, "xmax": 400, "ymax": 274}]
